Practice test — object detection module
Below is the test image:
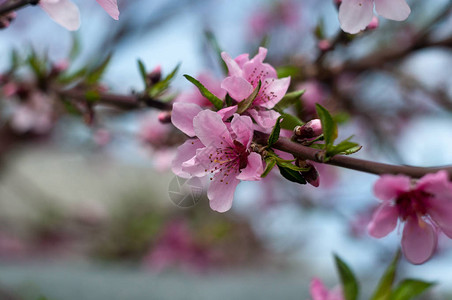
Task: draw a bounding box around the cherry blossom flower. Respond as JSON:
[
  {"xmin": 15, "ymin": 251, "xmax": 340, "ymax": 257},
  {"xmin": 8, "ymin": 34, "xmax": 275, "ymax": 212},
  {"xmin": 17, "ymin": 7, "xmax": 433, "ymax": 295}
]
[
  {"xmin": 10, "ymin": 92, "xmax": 54, "ymax": 134},
  {"xmin": 172, "ymin": 110, "xmax": 263, "ymax": 212},
  {"xmin": 39, "ymin": 0, "xmax": 119, "ymax": 31},
  {"xmin": 338, "ymin": 0, "xmax": 411, "ymax": 34},
  {"xmin": 221, "ymin": 47, "xmax": 290, "ymax": 131},
  {"xmin": 310, "ymin": 278, "xmax": 344, "ymax": 300},
  {"xmin": 368, "ymin": 171, "xmax": 452, "ymax": 264}
]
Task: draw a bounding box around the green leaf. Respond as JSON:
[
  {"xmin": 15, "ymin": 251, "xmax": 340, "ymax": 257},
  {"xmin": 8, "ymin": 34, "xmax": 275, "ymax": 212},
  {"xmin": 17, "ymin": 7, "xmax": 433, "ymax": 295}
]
[
  {"xmin": 137, "ymin": 59, "xmax": 147, "ymax": 86},
  {"xmin": 276, "ymin": 65, "xmax": 300, "ymax": 79},
  {"xmin": 334, "ymin": 255, "xmax": 359, "ymax": 300},
  {"xmin": 267, "ymin": 116, "xmax": 283, "ymax": 148},
  {"xmin": 279, "ymin": 112, "xmax": 304, "ymax": 130},
  {"xmin": 330, "ymin": 141, "xmax": 360, "ymax": 156},
  {"xmin": 184, "ymin": 74, "xmax": 223, "ymax": 110},
  {"xmin": 261, "ymin": 157, "xmax": 276, "ymax": 178},
  {"xmin": 278, "ymin": 166, "xmax": 306, "ymax": 184},
  {"xmin": 344, "ymin": 145, "xmax": 362, "ymax": 155},
  {"xmin": 316, "ymin": 104, "xmax": 338, "ymax": 151},
  {"xmin": 86, "ymin": 53, "xmax": 112, "ymax": 84},
  {"xmin": 237, "ymin": 81, "xmax": 261, "ymax": 114},
  {"xmin": 204, "ymin": 30, "xmax": 227, "ymax": 75},
  {"xmin": 276, "ymin": 160, "xmax": 310, "ymax": 172},
  {"xmin": 69, "ymin": 33, "xmax": 81, "ymax": 61},
  {"xmin": 150, "ymin": 63, "xmax": 180, "ymax": 98},
  {"xmin": 391, "ymin": 279, "xmax": 435, "ymax": 300},
  {"xmin": 85, "ymin": 90, "xmax": 101, "ymax": 103},
  {"xmin": 371, "ymin": 250, "xmax": 401, "ymax": 300},
  {"xmin": 274, "ymin": 89, "xmax": 305, "ymax": 111}
]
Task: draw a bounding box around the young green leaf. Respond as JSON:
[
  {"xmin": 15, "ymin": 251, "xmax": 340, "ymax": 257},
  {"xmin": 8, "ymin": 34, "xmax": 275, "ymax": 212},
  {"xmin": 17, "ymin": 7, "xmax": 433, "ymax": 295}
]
[
  {"xmin": 137, "ymin": 59, "xmax": 147, "ymax": 86},
  {"xmin": 274, "ymin": 89, "xmax": 305, "ymax": 111},
  {"xmin": 86, "ymin": 53, "xmax": 112, "ymax": 84},
  {"xmin": 237, "ymin": 81, "xmax": 261, "ymax": 114},
  {"xmin": 391, "ymin": 279, "xmax": 435, "ymax": 300},
  {"xmin": 261, "ymin": 157, "xmax": 277, "ymax": 178},
  {"xmin": 150, "ymin": 63, "xmax": 180, "ymax": 97},
  {"xmin": 276, "ymin": 160, "xmax": 310, "ymax": 172},
  {"xmin": 344, "ymin": 145, "xmax": 362, "ymax": 155},
  {"xmin": 279, "ymin": 112, "xmax": 304, "ymax": 130},
  {"xmin": 278, "ymin": 166, "xmax": 306, "ymax": 184},
  {"xmin": 276, "ymin": 65, "xmax": 300, "ymax": 79},
  {"xmin": 69, "ymin": 33, "xmax": 81, "ymax": 61},
  {"xmin": 334, "ymin": 255, "xmax": 359, "ymax": 300},
  {"xmin": 371, "ymin": 250, "xmax": 401, "ymax": 300},
  {"xmin": 267, "ymin": 116, "xmax": 283, "ymax": 148},
  {"xmin": 184, "ymin": 74, "xmax": 223, "ymax": 110},
  {"xmin": 316, "ymin": 104, "xmax": 338, "ymax": 150},
  {"xmin": 329, "ymin": 141, "xmax": 360, "ymax": 156}
]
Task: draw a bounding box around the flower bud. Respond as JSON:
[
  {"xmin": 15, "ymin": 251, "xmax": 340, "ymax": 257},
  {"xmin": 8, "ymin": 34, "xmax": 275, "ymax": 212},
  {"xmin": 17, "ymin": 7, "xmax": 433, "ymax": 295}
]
[
  {"xmin": 147, "ymin": 66, "xmax": 162, "ymax": 85},
  {"xmin": 317, "ymin": 40, "xmax": 332, "ymax": 52},
  {"xmin": 367, "ymin": 16, "xmax": 379, "ymax": 30},
  {"xmin": 296, "ymin": 159, "xmax": 320, "ymax": 187},
  {"xmin": 0, "ymin": 12, "xmax": 16, "ymax": 29},
  {"xmin": 158, "ymin": 111, "xmax": 172, "ymax": 124},
  {"xmin": 294, "ymin": 119, "xmax": 322, "ymax": 139}
]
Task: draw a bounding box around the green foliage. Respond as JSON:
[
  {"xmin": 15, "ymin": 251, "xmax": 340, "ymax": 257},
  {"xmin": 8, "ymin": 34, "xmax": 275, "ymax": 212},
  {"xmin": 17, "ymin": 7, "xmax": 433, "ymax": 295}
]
[
  {"xmin": 183, "ymin": 74, "xmax": 223, "ymax": 110},
  {"xmin": 391, "ymin": 280, "xmax": 435, "ymax": 300},
  {"xmin": 85, "ymin": 53, "xmax": 112, "ymax": 85},
  {"xmin": 371, "ymin": 251, "xmax": 401, "ymax": 300},
  {"xmin": 334, "ymin": 255, "xmax": 359, "ymax": 300},
  {"xmin": 150, "ymin": 63, "xmax": 180, "ymax": 98},
  {"xmin": 137, "ymin": 59, "xmax": 147, "ymax": 87},
  {"xmin": 267, "ymin": 116, "xmax": 283, "ymax": 148},
  {"xmin": 279, "ymin": 112, "xmax": 304, "ymax": 130},
  {"xmin": 278, "ymin": 165, "xmax": 306, "ymax": 184},
  {"xmin": 261, "ymin": 157, "xmax": 277, "ymax": 178},
  {"xmin": 276, "ymin": 65, "xmax": 300, "ymax": 78},
  {"xmin": 274, "ymin": 89, "xmax": 305, "ymax": 111}
]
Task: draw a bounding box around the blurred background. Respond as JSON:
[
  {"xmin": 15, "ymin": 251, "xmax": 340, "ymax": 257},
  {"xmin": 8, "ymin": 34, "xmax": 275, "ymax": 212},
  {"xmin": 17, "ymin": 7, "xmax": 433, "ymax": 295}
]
[{"xmin": 1, "ymin": 0, "xmax": 452, "ymax": 299}]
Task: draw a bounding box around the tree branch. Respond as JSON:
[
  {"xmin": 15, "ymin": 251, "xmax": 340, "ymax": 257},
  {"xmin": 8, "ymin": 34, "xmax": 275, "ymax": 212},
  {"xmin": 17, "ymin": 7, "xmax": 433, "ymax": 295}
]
[{"xmin": 0, "ymin": 0, "xmax": 39, "ymax": 15}]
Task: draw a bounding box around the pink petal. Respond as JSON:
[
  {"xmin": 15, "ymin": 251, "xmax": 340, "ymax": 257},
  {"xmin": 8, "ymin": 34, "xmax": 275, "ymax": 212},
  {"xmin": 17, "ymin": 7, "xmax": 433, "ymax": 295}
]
[
  {"xmin": 40, "ymin": 0, "xmax": 80, "ymax": 31},
  {"xmin": 368, "ymin": 203, "xmax": 399, "ymax": 238},
  {"xmin": 373, "ymin": 175, "xmax": 411, "ymax": 201},
  {"xmin": 96, "ymin": 0, "xmax": 119, "ymax": 20},
  {"xmin": 402, "ymin": 217, "xmax": 437, "ymax": 264},
  {"xmin": 250, "ymin": 47, "xmax": 268, "ymax": 64},
  {"xmin": 236, "ymin": 152, "xmax": 263, "ymax": 181},
  {"xmin": 243, "ymin": 60, "xmax": 278, "ymax": 88},
  {"xmin": 221, "ymin": 76, "xmax": 254, "ymax": 101},
  {"xmin": 208, "ymin": 175, "xmax": 240, "ymax": 212},
  {"xmin": 310, "ymin": 278, "xmax": 329, "ymax": 300},
  {"xmin": 428, "ymin": 197, "xmax": 452, "ymax": 239},
  {"xmin": 193, "ymin": 110, "xmax": 233, "ymax": 148},
  {"xmin": 217, "ymin": 106, "xmax": 238, "ymax": 120},
  {"xmin": 171, "ymin": 139, "xmax": 204, "ymax": 178},
  {"xmin": 254, "ymin": 77, "xmax": 291, "ymax": 109},
  {"xmin": 221, "ymin": 52, "xmax": 243, "ymax": 77},
  {"xmin": 375, "ymin": 0, "xmax": 410, "ymax": 21},
  {"xmin": 416, "ymin": 170, "xmax": 452, "ymax": 195},
  {"xmin": 247, "ymin": 108, "xmax": 280, "ymax": 130},
  {"xmin": 230, "ymin": 114, "xmax": 254, "ymax": 148},
  {"xmin": 197, "ymin": 73, "xmax": 227, "ymax": 100},
  {"xmin": 171, "ymin": 102, "xmax": 202, "ymax": 137},
  {"xmin": 338, "ymin": 0, "xmax": 374, "ymax": 34},
  {"xmin": 234, "ymin": 53, "xmax": 250, "ymax": 68}
]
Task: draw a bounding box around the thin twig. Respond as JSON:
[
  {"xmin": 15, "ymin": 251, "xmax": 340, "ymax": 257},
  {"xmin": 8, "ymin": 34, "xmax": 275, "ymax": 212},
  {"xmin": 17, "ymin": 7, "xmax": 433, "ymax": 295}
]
[{"xmin": 0, "ymin": 0, "xmax": 39, "ymax": 15}]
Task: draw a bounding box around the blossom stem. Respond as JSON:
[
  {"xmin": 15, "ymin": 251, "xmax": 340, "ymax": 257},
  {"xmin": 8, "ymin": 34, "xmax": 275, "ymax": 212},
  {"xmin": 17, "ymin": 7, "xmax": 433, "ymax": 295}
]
[
  {"xmin": 0, "ymin": 0, "xmax": 39, "ymax": 15},
  {"xmin": 57, "ymin": 88, "xmax": 172, "ymax": 111},
  {"xmin": 255, "ymin": 132, "xmax": 452, "ymax": 179}
]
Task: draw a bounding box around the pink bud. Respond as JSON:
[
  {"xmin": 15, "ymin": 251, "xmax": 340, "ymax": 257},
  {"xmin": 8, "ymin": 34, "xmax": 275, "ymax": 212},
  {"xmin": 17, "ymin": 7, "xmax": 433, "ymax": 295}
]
[
  {"xmin": 317, "ymin": 40, "xmax": 332, "ymax": 51},
  {"xmin": 296, "ymin": 159, "xmax": 320, "ymax": 187},
  {"xmin": 294, "ymin": 119, "xmax": 322, "ymax": 139},
  {"xmin": 53, "ymin": 59, "xmax": 70, "ymax": 73},
  {"xmin": 147, "ymin": 65, "xmax": 162, "ymax": 85},
  {"xmin": 367, "ymin": 16, "xmax": 379, "ymax": 30},
  {"xmin": 158, "ymin": 111, "xmax": 172, "ymax": 124}
]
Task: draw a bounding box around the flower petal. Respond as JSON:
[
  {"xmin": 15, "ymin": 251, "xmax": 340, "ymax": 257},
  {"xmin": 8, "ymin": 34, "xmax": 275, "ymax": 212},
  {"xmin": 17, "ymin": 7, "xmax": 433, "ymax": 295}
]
[
  {"xmin": 338, "ymin": 0, "xmax": 374, "ymax": 34},
  {"xmin": 250, "ymin": 47, "xmax": 268, "ymax": 64},
  {"xmin": 193, "ymin": 110, "xmax": 233, "ymax": 148},
  {"xmin": 368, "ymin": 203, "xmax": 399, "ymax": 238},
  {"xmin": 373, "ymin": 175, "xmax": 411, "ymax": 201},
  {"xmin": 171, "ymin": 139, "xmax": 204, "ymax": 178},
  {"xmin": 237, "ymin": 152, "xmax": 264, "ymax": 181},
  {"xmin": 402, "ymin": 217, "xmax": 437, "ymax": 264},
  {"xmin": 208, "ymin": 175, "xmax": 240, "ymax": 212},
  {"xmin": 230, "ymin": 114, "xmax": 254, "ymax": 148},
  {"xmin": 96, "ymin": 0, "xmax": 119, "ymax": 20},
  {"xmin": 40, "ymin": 0, "xmax": 80, "ymax": 31},
  {"xmin": 254, "ymin": 77, "xmax": 291, "ymax": 109},
  {"xmin": 221, "ymin": 76, "xmax": 254, "ymax": 102},
  {"xmin": 217, "ymin": 106, "xmax": 238, "ymax": 120},
  {"xmin": 221, "ymin": 52, "xmax": 243, "ymax": 77},
  {"xmin": 247, "ymin": 108, "xmax": 280, "ymax": 131},
  {"xmin": 310, "ymin": 278, "xmax": 329, "ymax": 300},
  {"xmin": 375, "ymin": 0, "xmax": 410, "ymax": 21},
  {"xmin": 171, "ymin": 102, "xmax": 203, "ymax": 137}
]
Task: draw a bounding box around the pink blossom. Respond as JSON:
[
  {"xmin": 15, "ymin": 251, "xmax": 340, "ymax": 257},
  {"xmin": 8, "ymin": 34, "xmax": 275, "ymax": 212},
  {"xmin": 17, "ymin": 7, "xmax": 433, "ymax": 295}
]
[
  {"xmin": 175, "ymin": 72, "xmax": 226, "ymax": 107},
  {"xmin": 339, "ymin": 0, "xmax": 411, "ymax": 34},
  {"xmin": 39, "ymin": 0, "xmax": 119, "ymax": 31},
  {"xmin": 10, "ymin": 92, "xmax": 54, "ymax": 134},
  {"xmin": 297, "ymin": 80, "xmax": 327, "ymax": 117},
  {"xmin": 368, "ymin": 171, "xmax": 452, "ymax": 264},
  {"xmin": 310, "ymin": 278, "xmax": 344, "ymax": 300},
  {"xmin": 172, "ymin": 110, "xmax": 263, "ymax": 212},
  {"xmin": 221, "ymin": 47, "xmax": 290, "ymax": 131}
]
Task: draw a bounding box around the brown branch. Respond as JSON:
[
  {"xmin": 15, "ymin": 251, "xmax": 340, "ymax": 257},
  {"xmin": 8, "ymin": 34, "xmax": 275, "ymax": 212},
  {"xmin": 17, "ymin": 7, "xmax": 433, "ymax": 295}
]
[
  {"xmin": 0, "ymin": 0, "xmax": 39, "ymax": 15},
  {"xmin": 255, "ymin": 133, "xmax": 452, "ymax": 179}
]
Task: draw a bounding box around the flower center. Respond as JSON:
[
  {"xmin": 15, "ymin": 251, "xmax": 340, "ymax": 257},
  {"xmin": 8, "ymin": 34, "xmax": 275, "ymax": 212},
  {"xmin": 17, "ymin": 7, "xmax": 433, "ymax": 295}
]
[{"xmin": 395, "ymin": 190, "xmax": 431, "ymax": 220}]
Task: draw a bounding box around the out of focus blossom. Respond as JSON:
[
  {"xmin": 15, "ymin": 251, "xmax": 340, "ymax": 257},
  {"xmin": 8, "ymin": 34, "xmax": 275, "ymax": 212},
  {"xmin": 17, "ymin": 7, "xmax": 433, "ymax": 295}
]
[
  {"xmin": 338, "ymin": 0, "xmax": 410, "ymax": 34},
  {"xmin": 297, "ymin": 81, "xmax": 327, "ymax": 118},
  {"xmin": 368, "ymin": 171, "xmax": 452, "ymax": 264},
  {"xmin": 310, "ymin": 278, "xmax": 344, "ymax": 300},
  {"xmin": 10, "ymin": 92, "xmax": 54, "ymax": 134}
]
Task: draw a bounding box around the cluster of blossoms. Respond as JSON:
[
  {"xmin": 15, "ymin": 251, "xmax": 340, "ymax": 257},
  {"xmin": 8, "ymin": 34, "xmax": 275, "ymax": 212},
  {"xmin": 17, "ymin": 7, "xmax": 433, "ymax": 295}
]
[
  {"xmin": 171, "ymin": 47, "xmax": 292, "ymax": 212},
  {"xmin": 338, "ymin": 0, "xmax": 411, "ymax": 34},
  {"xmin": 38, "ymin": 0, "xmax": 119, "ymax": 30}
]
